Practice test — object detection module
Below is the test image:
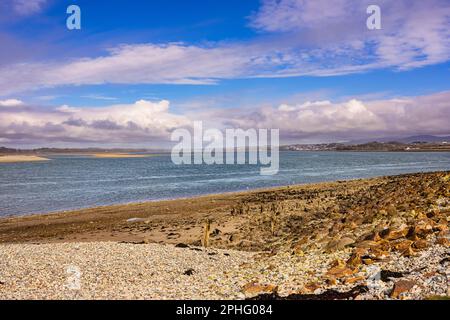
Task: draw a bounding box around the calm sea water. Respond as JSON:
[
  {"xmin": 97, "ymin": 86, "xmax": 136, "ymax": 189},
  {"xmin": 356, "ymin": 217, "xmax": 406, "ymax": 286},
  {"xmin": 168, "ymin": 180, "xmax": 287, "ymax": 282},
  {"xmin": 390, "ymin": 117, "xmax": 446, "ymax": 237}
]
[{"xmin": 1, "ymin": 151, "xmax": 450, "ymax": 217}]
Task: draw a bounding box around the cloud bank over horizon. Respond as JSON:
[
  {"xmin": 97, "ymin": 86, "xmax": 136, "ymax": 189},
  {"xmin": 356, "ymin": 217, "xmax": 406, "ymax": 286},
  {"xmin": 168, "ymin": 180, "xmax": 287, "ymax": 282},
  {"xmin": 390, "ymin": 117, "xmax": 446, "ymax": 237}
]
[{"xmin": 1, "ymin": 91, "xmax": 449, "ymax": 147}]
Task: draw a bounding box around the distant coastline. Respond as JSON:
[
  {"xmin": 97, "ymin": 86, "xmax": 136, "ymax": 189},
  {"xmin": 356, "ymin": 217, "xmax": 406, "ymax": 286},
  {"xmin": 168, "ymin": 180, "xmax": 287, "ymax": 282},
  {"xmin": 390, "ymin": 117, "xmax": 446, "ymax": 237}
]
[{"xmin": 281, "ymin": 141, "xmax": 450, "ymax": 152}]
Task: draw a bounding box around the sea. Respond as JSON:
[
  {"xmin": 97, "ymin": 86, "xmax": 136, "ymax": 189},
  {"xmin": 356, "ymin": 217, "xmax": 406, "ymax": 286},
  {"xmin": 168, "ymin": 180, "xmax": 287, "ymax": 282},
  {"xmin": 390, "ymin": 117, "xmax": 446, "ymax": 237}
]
[{"xmin": 1, "ymin": 151, "xmax": 450, "ymax": 217}]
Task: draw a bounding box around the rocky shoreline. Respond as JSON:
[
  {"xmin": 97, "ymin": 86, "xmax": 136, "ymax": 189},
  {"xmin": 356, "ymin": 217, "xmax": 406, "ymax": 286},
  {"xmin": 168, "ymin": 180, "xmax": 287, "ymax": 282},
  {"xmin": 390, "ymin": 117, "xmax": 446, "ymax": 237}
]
[{"xmin": 0, "ymin": 171, "xmax": 448, "ymax": 300}]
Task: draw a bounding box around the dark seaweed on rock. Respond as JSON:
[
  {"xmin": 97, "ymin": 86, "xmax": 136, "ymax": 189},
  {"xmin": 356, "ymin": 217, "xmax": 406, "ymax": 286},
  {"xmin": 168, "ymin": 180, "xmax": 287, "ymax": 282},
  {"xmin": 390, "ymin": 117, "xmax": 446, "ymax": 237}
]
[{"xmin": 248, "ymin": 285, "xmax": 369, "ymax": 300}]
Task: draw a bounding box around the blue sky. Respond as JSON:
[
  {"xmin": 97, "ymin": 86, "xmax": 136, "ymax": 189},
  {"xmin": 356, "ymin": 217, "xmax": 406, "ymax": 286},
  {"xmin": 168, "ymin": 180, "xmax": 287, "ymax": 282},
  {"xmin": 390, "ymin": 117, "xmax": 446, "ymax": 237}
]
[{"xmin": 0, "ymin": 0, "xmax": 449, "ymax": 147}]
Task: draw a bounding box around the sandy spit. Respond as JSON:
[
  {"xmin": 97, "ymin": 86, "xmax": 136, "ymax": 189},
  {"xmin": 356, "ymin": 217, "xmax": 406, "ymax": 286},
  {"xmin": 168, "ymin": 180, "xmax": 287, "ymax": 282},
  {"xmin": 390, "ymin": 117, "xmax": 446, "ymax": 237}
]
[{"xmin": 0, "ymin": 155, "xmax": 50, "ymax": 163}]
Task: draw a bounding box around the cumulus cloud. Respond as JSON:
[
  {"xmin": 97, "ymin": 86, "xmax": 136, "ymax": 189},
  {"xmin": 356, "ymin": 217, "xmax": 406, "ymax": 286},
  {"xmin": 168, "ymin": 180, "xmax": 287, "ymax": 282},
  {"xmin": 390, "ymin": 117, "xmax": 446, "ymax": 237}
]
[
  {"xmin": 0, "ymin": 100, "xmax": 190, "ymax": 144},
  {"xmin": 205, "ymin": 91, "xmax": 450, "ymax": 141},
  {"xmin": 0, "ymin": 0, "xmax": 448, "ymax": 95},
  {"xmin": 0, "ymin": 98, "xmax": 23, "ymax": 107}
]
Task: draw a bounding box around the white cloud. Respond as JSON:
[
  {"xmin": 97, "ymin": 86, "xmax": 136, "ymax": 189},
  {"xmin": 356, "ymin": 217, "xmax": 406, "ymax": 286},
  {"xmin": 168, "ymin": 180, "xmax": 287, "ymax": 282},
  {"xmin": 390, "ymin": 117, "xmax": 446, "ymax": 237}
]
[
  {"xmin": 1, "ymin": 92, "xmax": 449, "ymax": 145},
  {"xmin": 0, "ymin": 100, "xmax": 190, "ymax": 144},
  {"xmin": 205, "ymin": 91, "xmax": 450, "ymax": 141},
  {"xmin": 0, "ymin": 0, "xmax": 449, "ymax": 95},
  {"xmin": 11, "ymin": 0, "xmax": 46, "ymax": 16},
  {"xmin": 251, "ymin": 0, "xmax": 450, "ymax": 71},
  {"xmin": 0, "ymin": 98, "xmax": 24, "ymax": 107}
]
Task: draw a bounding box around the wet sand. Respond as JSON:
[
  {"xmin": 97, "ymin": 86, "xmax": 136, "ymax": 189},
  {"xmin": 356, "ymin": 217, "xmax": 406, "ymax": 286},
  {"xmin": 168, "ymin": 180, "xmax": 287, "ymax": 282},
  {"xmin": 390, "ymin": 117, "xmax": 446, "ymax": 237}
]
[{"xmin": 0, "ymin": 171, "xmax": 448, "ymax": 248}]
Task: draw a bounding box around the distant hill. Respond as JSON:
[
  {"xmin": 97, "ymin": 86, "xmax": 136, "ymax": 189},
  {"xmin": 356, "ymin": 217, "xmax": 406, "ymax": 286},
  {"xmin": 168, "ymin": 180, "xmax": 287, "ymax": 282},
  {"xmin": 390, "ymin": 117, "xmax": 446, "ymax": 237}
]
[
  {"xmin": 281, "ymin": 140, "xmax": 450, "ymax": 152},
  {"xmin": 349, "ymin": 135, "xmax": 450, "ymax": 144},
  {"xmin": 392, "ymin": 135, "xmax": 450, "ymax": 144}
]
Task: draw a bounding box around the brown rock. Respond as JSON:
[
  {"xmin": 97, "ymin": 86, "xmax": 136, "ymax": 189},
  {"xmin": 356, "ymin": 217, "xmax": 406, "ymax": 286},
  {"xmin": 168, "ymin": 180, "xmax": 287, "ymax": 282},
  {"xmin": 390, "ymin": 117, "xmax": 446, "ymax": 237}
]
[
  {"xmin": 346, "ymin": 252, "xmax": 362, "ymax": 267},
  {"xmin": 325, "ymin": 277, "xmax": 337, "ymax": 286},
  {"xmin": 364, "ymin": 231, "xmax": 382, "ymax": 241},
  {"xmin": 355, "ymin": 240, "xmax": 379, "ymax": 249},
  {"xmin": 390, "ymin": 280, "xmax": 417, "ymax": 299},
  {"xmin": 242, "ymin": 283, "xmax": 278, "ymax": 295},
  {"xmin": 413, "ymin": 223, "xmax": 434, "ymax": 238},
  {"xmin": 412, "ymin": 239, "xmax": 429, "ymax": 250},
  {"xmin": 393, "ymin": 240, "xmax": 416, "ymax": 257},
  {"xmin": 329, "ymin": 259, "xmax": 346, "ymax": 268},
  {"xmin": 304, "ymin": 282, "xmax": 321, "ymax": 292},
  {"xmin": 327, "ymin": 260, "xmax": 356, "ymax": 278},
  {"xmin": 325, "ymin": 237, "xmax": 354, "ymax": 252},
  {"xmin": 381, "ymin": 227, "xmax": 408, "ymax": 241},
  {"xmin": 362, "ymin": 258, "xmax": 374, "ymax": 265},
  {"xmin": 327, "ymin": 267, "xmax": 356, "ymax": 278},
  {"xmin": 436, "ymin": 237, "xmax": 450, "ymax": 247},
  {"xmin": 434, "ymin": 223, "xmax": 449, "ymax": 233},
  {"xmin": 344, "ymin": 276, "xmax": 365, "ymax": 284},
  {"xmin": 369, "ymin": 248, "xmax": 390, "ymax": 260},
  {"xmin": 354, "ymin": 247, "xmax": 369, "ymax": 256},
  {"xmin": 392, "ymin": 239, "xmax": 413, "ymax": 251}
]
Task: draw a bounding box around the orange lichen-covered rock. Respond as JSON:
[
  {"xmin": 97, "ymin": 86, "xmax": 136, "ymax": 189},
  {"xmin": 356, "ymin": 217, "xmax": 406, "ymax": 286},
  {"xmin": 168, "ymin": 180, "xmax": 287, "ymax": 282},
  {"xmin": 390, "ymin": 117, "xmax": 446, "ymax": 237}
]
[
  {"xmin": 392, "ymin": 239, "xmax": 414, "ymax": 251},
  {"xmin": 381, "ymin": 227, "xmax": 409, "ymax": 240},
  {"xmin": 325, "ymin": 277, "xmax": 337, "ymax": 286},
  {"xmin": 364, "ymin": 231, "xmax": 382, "ymax": 241},
  {"xmin": 325, "ymin": 237, "xmax": 354, "ymax": 252},
  {"xmin": 412, "ymin": 239, "xmax": 429, "ymax": 250},
  {"xmin": 304, "ymin": 282, "xmax": 321, "ymax": 292},
  {"xmin": 436, "ymin": 237, "xmax": 450, "ymax": 247},
  {"xmin": 327, "ymin": 259, "xmax": 356, "ymax": 278},
  {"xmin": 433, "ymin": 223, "xmax": 448, "ymax": 233},
  {"xmin": 355, "ymin": 240, "xmax": 379, "ymax": 249},
  {"xmin": 242, "ymin": 283, "xmax": 278, "ymax": 295},
  {"xmin": 346, "ymin": 252, "xmax": 362, "ymax": 267},
  {"xmin": 369, "ymin": 248, "xmax": 390, "ymax": 260},
  {"xmin": 413, "ymin": 222, "xmax": 434, "ymax": 238},
  {"xmin": 344, "ymin": 276, "xmax": 366, "ymax": 285}
]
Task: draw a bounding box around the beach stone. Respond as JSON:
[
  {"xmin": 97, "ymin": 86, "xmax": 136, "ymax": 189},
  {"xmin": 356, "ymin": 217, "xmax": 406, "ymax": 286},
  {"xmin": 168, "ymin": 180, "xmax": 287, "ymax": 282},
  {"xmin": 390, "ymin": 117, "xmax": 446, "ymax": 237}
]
[
  {"xmin": 369, "ymin": 248, "xmax": 390, "ymax": 260},
  {"xmin": 412, "ymin": 239, "xmax": 429, "ymax": 250},
  {"xmin": 211, "ymin": 229, "xmax": 221, "ymax": 237},
  {"xmin": 355, "ymin": 240, "xmax": 379, "ymax": 249},
  {"xmin": 344, "ymin": 276, "xmax": 365, "ymax": 285},
  {"xmin": 242, "ymin": 282, "xmax": 278, "ymax": 296},
  {"xmin": 381, "ymin": 227, "xmax": 408, "ymax": 240},
  {"xmin": 325, "ymin": 277, "xmax": 337, "ymax": 286},
  {"xmin": 327, "ymin": 259, "xmax": 356, "ymax": 278},
  {"xmin": 364, "ymin": 231, "xmax": 381, "ymax": 241},
  {"xmin": 126, "ymin": 218, "xmax": 145, "ymax": 223},
  {"xmin": 392, "ymin": 240, "xmax": 413, "ymax": 251},
  {"xmin": 413, "ymin": 223, "xmax": 434, "ymax": 238},
  {"xmin": 346, "ymin": 252, "xmax": 362, "ymax": 267},
  {"xmin": 325, "ymin": 237, "xmax": 354, "ymax": 252},
  {"xmin": 183, "ymin": 269, "xmax": 195, "ymax": 276},
  {"xmin": 436, "ymin": 237, "xmax": 450, "ymax": 247},
  {"xmin": 304, "ymin": 282, "xmax": 321, "ymax": 292},
  {"xmin": 390, "ymin": 280, "xmax": 417, "ymax": 299}
]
